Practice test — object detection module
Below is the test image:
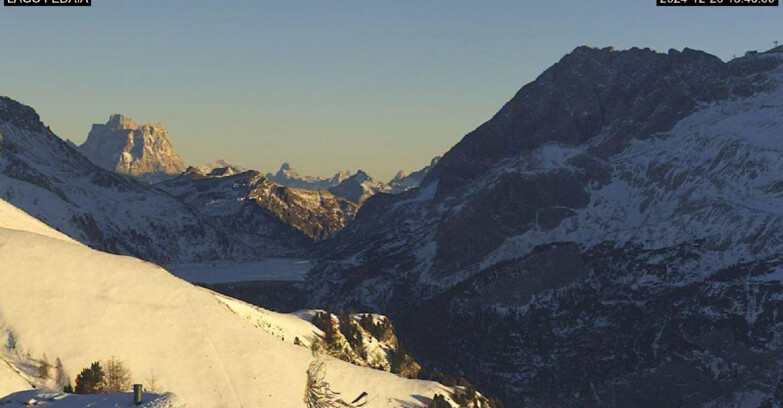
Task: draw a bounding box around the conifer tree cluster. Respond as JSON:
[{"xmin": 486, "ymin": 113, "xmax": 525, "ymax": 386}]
[{"xmin": 74, "ymin": 357, "xmax": 132, "ymax": 394}]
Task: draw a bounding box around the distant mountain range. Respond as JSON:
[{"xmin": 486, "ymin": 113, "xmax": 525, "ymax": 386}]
[
  {"xmin": 77, "ymin": 116, "xmax": 438, "ymax": 206},
  {"xmin": 267, "ymin": 161, "xmax": 440, "ymax": 204},
  {"xmin": 0, "ymin": 101, "xmax": 358, "ymax": 262},
  {"xmin": 266, "ymin": 162, "xmax": 352, "ymax": 191}
]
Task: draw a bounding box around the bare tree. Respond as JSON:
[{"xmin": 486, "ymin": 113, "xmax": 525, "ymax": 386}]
[
  {"xmin": 145, "ymin": 370, "xmax": 162, "ymax": 393},
  {"xmin": 303, "ymin": 358, "xmax": 356, "ymax": 408},
  {"xmin": 54, "ymin": 357, "xmax": 65, "ymax": 387},
  {"xmin": 102, "ymin": 356, "xmax": 132, "ymax": 393},
  {"xmin": 37, "ymin": 354, "xmax": 50, "ymax": 379}
]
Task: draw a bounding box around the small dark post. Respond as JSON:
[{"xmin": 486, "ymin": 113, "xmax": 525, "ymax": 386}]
[{"xmin": 133, "ymin": 384, "xmax": 143, "ymax": 406}]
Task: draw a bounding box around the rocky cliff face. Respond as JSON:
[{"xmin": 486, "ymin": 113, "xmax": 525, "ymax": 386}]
[
  {"xmin": 157, "ymin": 168, "xmax": 357, "ymax": 255},
  {"xmin": 79, "ymin": 114, "xmax": 185, "ymax": 182},
  {"xmin": 0, "ymin": 98, "xmax": 250, "ymax": 263},
  {"xmin": 308, "ymin": 46, "xmax": 783, "ymax": 407}
]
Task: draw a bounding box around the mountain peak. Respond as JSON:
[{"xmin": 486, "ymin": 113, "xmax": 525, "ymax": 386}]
[
  {"xmin": 0, "ymin": 96, "xmax": 47, "ymax": 133},
  {"xmin": 106, "ymin": 113, "xmax": 138, "ymax": 129},
  {"xmin": 78, "ymin": 115, "xmax": 185, "ymax": 183}
]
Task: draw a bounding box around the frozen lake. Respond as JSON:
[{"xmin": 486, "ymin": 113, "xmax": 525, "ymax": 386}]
[{"xmin": 166, "ymin": 258, "xmax": 314, "ymax": 284}]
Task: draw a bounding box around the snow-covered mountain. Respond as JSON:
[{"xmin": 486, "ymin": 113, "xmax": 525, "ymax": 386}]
[
  {"xmin": 156, "ymin": 168, "xmax": 357, "ymax": 254},
  {"xmin": 389, "ymin": 156, "xmax": 441, "ymax": 194},
  {"xmin": 0, "ymin": 198, "xmax": 474, "ymax": 408},
  {"xmin": 79, "ymin": 114, "xmax": 185, "ymax": 183},
  {"xmin": 0, "ymin": 98, "xmax": 249, "ymax": 264},
  {"xmin": 328, "ymin": 170, "xmax": 391, "ymax": 205},
  {"xmin": 268, "ymin": 160, "xmax": 437, "ymax": 203},
  {"xmin": 266, "ymin": 162, "xmax": 352, "ymax": 191},
  {"xmin": 308, "ymin": 46, "xmax": 783, "ymax": 407},
  {"xmin": 190, "ymin": 159, "xmax": 245, "ymax": 177}
]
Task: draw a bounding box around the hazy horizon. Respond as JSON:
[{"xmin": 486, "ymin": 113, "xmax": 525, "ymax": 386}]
[{"xmin": 1, "ymin": 0, "xmax": 780, "ymax": 179}]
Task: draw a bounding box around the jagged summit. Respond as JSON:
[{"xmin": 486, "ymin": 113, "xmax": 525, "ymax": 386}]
[
  {"xmin": 78, "ymin": 114, "xmax": 185, "ymax": 183},
  {"xmin": 266, "ymin": 162, "xmax": 352, "ymax": 190},
  {"xmin": 105, "ymin": 113, "xmax": 139, "ymax": 128},
  {"xmin": 0, "ymin": 96, "xmax": 47, "ymax": 133},
  {"xmin": 423, "ymin": 45, "xmax": 776, "ymax": 195}
]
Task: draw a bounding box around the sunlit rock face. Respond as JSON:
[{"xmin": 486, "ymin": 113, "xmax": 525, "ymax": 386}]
[{"xmin": 79, "ymin": 114, "xmax": 185, "ymax": 183}]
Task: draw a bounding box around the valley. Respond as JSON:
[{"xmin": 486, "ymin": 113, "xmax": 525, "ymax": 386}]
[{"xmin": 2, "ymin": 27, "xmax": 783, "ymax": 408}]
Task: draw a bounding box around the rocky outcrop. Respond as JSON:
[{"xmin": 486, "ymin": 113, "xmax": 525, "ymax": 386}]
[
  {"xmin": 79, "ymin": 114, "xmax": 185, "ymax": 182},
  {"xmin": 311, "ymin": 310, "xmax": 421, "ymax": 379}
]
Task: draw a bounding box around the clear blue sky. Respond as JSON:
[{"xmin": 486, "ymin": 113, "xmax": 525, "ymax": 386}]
[{"xmin": 0, "ymin": 0, "xmax": 780, "ymax": 180}]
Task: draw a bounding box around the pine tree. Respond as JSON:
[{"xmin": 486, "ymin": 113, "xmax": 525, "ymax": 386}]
[{"xmin": 75, "ymin": 362, "xmax": 105, "ymax": 394}]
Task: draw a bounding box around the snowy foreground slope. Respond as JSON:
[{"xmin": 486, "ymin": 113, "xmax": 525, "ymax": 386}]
[
  {"xmin": 0, "ymin": 356, "xmax": 30, "ymax": 398},
  {"xmin": 0, "ymin": 390, "xmax": 178, "ymax": 408},
  {"xmin": 0, "ymin": 199, "xmax": 457, "ymax": 407}
]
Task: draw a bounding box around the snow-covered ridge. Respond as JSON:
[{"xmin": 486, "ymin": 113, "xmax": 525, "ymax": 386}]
[
  {"xmin": 0, "ymin": 198, "xmax": 463, "ymax": 408},
  {"xmin": 0, "ymin": 104, "xmax": 251, "ymax": 263}
]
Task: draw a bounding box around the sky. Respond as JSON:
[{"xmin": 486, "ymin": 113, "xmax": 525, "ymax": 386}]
[{"xmin": 0, "ymin": 1, "xmax": 781, "ymax": 180}]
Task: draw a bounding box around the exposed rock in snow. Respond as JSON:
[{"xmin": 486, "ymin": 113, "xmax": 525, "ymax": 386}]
[{"xmin": 79, "ymin": 114, "xmax": 185, "ymax": 183}]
